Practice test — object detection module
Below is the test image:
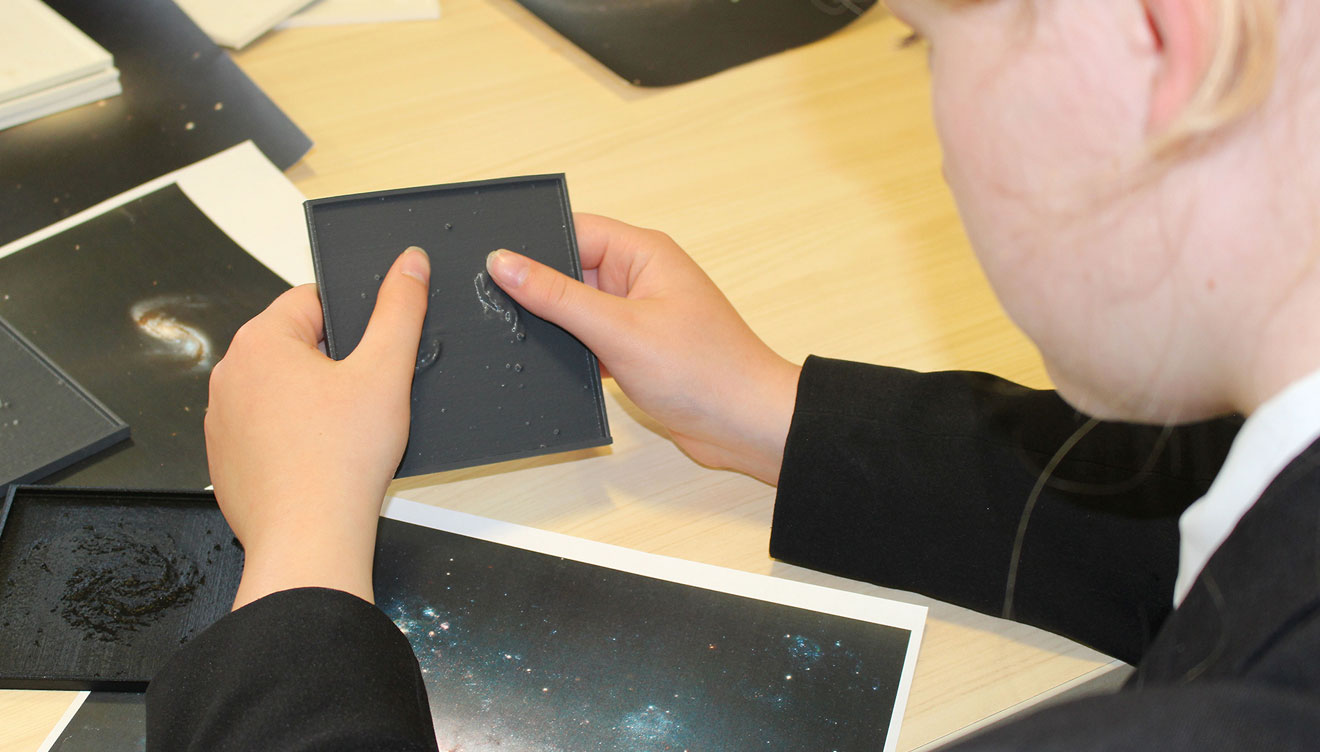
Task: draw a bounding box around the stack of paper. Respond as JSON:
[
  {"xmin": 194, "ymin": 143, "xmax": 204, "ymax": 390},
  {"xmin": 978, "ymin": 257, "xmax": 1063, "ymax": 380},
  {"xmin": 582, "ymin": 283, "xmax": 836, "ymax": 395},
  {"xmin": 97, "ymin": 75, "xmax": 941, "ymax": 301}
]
[
  {"xmin": 0, "ymin": 0, "xmax": 121, "ymax": 131},
  {"xmin": 279, "ymin": 0, "xmax": 441, "ymax": 29},
  {"xmin": 173, "ymin": 0, "xmax": 313, "ymax": 49},
  {"xmin": 177, "ymin": 0, "xmax": 441, "ymax": 46}
]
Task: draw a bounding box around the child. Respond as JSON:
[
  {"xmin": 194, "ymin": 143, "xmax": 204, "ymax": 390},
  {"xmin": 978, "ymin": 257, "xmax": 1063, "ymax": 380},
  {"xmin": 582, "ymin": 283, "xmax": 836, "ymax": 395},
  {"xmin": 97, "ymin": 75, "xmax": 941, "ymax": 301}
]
[{"xmin": 147, "ymin": 1, "xmax": 1320, "ymax": 749}]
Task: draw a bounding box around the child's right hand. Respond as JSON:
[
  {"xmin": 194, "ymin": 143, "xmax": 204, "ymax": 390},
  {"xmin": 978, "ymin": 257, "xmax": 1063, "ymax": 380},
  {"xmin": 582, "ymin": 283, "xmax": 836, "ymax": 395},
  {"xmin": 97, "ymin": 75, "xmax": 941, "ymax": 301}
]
[{"xmin": 486, "ymin": 213, "xmax": 801, "ymax": 485}]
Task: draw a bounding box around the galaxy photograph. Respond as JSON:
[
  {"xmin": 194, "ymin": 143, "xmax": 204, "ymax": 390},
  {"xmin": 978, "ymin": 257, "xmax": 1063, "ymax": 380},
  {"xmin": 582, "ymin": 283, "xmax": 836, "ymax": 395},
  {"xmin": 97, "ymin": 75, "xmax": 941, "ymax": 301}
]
[
  {"xmin": 0, "ymin": 183, "xmax": 290, "ymax": 488},
  {"xmin": 374, "ymin": 517, "xmax": 913, "ymax": 751}
]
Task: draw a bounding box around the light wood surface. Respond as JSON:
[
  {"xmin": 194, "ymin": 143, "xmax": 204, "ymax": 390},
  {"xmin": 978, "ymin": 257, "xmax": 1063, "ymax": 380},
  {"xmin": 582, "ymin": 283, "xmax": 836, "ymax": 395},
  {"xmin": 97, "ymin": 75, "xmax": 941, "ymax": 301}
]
[{"xmin": 2, "ymin": 3, "xmax": 1114, "ymax": 750}]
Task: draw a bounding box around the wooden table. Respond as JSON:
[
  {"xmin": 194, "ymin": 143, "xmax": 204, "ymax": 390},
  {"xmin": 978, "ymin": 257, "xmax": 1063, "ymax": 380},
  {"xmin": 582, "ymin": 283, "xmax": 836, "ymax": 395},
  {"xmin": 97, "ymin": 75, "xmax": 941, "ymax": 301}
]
[{"xmin": 1, "ymin": 2, "xmax": 1116, "ymax": 749}]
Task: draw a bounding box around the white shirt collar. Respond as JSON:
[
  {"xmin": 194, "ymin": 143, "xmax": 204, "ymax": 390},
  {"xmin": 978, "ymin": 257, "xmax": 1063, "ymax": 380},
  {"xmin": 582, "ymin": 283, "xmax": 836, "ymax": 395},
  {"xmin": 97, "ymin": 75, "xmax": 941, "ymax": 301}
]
[{"xmin": 1174, "ymin": 367, "xmax": 1320, "ymax": 605}]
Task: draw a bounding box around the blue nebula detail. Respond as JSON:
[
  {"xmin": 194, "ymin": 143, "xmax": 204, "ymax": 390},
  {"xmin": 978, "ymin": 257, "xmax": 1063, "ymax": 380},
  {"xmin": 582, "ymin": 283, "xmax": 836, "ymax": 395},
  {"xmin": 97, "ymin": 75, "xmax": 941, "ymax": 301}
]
[
  {"xmin": 617, "ymin": 704, "xmax": 694, "ymax": 751},
  {"xmin": 785, "ymin": 634, "xmax": 823, "ymax": 669}
]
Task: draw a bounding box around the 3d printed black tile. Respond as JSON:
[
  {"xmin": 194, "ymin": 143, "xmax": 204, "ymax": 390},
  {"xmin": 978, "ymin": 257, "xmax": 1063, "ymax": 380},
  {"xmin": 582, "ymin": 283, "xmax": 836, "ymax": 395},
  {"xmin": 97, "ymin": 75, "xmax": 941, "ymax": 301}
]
[
  {"xmin": 0, "ymin": 316, "xmax": 128, "ymax": 493},
  {"xmin": 307, "ymin": 174, "xmax": 611, "ymax": 477},
  {"xmin": 0, "ymin": 487, "xmax": 243, "ymax": 691}
]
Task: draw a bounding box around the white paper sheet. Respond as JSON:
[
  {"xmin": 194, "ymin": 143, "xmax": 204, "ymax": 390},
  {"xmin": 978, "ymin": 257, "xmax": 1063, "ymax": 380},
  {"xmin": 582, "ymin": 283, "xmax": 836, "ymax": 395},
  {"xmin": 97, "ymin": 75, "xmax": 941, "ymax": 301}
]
[
  {"xmin": 0, "ymin": 0, "xmax": 114, "ymax": 102},
  {"xmin": 173, "ymin": 0, "xmax": 313, "ymax": 49},
  {"xmin": 279, "ymin": 0, "xmax": 440, "ymax": 28},
  {"xmin": 35, "ymin": 691, "xmax": 90, "ymax": 752},
  {"xmin": 0, "ymin": 141, "xmax": 313, "ymax": 286}
]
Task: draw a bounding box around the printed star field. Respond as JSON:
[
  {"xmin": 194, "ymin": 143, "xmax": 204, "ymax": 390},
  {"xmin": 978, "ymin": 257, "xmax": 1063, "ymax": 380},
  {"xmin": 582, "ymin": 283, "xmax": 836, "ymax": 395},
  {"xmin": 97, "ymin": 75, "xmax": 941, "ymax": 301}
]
[{"xmin": 374, "ymin": 518, "xmax": 911, "ymax": 751}]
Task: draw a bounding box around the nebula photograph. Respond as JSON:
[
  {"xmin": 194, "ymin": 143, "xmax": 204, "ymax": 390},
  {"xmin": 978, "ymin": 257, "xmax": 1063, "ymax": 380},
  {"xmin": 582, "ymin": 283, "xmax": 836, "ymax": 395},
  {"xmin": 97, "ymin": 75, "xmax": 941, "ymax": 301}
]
[
  {"xmin": 373, "ymin": 515, "xmax": 915, "ymax": 752},
  {"xmin": 0, "ymin": 183, "xmax": 290, "ymax": 488}
]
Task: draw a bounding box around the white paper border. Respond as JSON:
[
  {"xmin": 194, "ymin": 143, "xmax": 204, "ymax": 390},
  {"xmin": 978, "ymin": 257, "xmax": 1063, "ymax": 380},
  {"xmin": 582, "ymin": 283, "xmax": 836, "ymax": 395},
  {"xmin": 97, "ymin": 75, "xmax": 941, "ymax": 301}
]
[{"xmin": 35, "ymin": 691, "xmax": 89, "ymax": 752}]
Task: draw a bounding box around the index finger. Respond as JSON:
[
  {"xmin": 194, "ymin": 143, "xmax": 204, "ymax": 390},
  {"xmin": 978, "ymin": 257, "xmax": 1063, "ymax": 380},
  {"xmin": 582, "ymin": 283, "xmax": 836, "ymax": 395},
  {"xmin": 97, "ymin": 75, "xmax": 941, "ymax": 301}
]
[
  {"xmin": 573, "ymin": 213, "xmax": 654, "ymax": 271},
  {"xmin": 572, "ymin": 212, "xmax": 673, "ymax": 297},
  {"xmin": 252, "ymin": 284, "xmax": 326, "ymax": 348}
]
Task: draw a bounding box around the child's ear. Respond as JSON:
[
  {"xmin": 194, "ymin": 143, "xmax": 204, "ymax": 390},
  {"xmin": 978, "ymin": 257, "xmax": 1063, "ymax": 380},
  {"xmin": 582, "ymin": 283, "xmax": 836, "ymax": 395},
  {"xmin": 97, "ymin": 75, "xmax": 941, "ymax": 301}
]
[{"xmin": 1142, "ymin": 0, "xmax": 1217, "ymax": 131}]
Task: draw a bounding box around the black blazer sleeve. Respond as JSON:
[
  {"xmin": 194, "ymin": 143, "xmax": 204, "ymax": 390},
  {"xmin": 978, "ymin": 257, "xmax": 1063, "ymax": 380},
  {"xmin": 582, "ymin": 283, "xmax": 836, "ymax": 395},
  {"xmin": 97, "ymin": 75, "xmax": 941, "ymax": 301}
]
[
  {"xmin": 145, "ymin": 587, "xmax": 438, "ymax": 752},
  {"xmin": 771, "ymin": 356, "xmax": 1241, "ymax": 664}
]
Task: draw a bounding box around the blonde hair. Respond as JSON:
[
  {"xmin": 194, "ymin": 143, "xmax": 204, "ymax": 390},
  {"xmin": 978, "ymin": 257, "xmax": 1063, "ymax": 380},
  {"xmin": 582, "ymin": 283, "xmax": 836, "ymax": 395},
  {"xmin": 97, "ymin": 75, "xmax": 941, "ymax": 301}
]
[{"xmin": 1154, "ymin": 0, "xmax": 1278, "ymax": 152}]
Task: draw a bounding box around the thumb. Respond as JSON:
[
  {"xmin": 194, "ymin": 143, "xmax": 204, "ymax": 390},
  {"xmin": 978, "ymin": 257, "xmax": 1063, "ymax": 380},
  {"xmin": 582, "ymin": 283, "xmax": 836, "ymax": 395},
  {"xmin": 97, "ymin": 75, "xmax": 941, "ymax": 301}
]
[
  {"xmin": 351, "ymin": 246, "xmax": 430, "ymax": 369},
  {"xmin": 485, "ymin": 249, "xmax": 628, "ymax": 354}
]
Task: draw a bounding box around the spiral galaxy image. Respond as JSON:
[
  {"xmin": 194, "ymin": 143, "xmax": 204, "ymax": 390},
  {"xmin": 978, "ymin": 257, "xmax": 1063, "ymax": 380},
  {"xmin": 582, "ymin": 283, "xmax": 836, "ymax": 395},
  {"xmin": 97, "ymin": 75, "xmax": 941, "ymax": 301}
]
[
  {"xmin": 129, "ymin": 296, "xmax": 215, "ymax": 370},
  {"xmin": 0, "ymin": 184, "xmax": 290, "ymax": 488}
]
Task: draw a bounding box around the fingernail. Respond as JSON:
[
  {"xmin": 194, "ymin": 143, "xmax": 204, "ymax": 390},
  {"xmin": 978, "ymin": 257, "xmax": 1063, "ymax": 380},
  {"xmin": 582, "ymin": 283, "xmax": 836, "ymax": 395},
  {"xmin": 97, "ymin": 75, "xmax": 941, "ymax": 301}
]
[
  {"xmin": 487, "ymin": 250, "xmax": 529, "ymax": 288},
  {"xmin": 400, "ymin": 246, "xmax": 429, "ymax": 284}
]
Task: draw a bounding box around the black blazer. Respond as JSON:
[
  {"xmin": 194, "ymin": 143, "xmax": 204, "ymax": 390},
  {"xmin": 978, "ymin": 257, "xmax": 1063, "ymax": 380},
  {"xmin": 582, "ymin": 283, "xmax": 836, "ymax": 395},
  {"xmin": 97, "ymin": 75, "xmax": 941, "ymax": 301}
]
[
  {"xmin": 145, "ymin": 356, "xmax": 1320, "ymax": 750},
  {"xmin": 772, "ymin": 357, "xmax": 1320, "ymax": 749}
]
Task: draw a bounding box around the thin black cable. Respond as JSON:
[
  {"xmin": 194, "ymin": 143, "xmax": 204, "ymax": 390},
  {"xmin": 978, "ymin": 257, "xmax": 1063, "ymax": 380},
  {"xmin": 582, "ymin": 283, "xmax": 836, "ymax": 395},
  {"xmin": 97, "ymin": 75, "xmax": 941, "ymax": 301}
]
[{"xmin": 1002, "ymin": 417, "xmax": 1101, "ymax": 619}]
